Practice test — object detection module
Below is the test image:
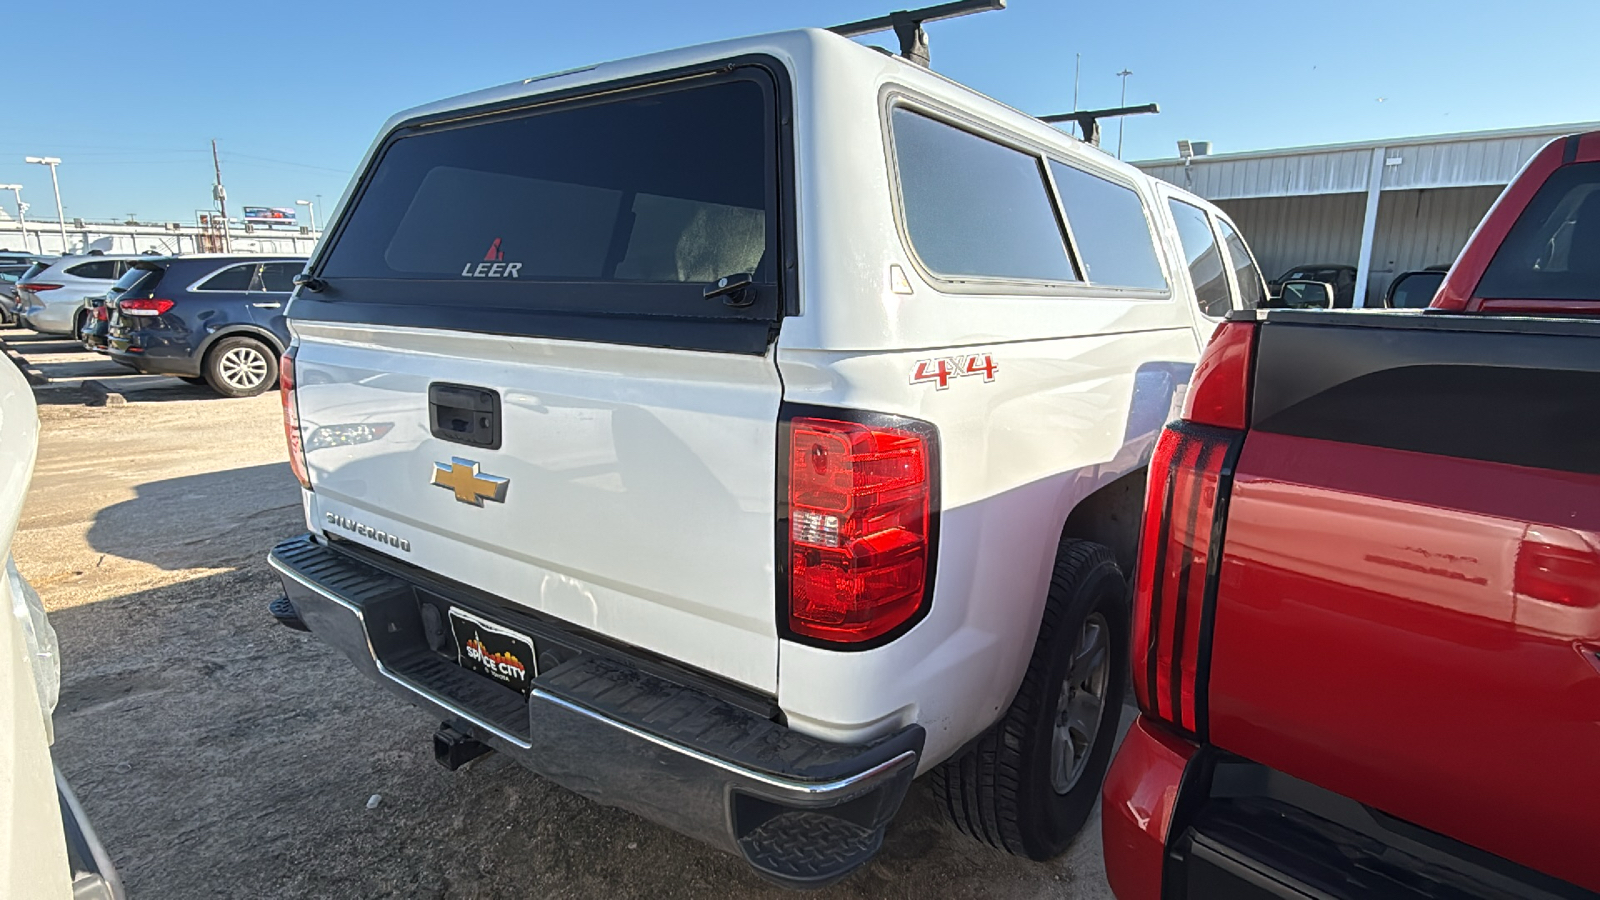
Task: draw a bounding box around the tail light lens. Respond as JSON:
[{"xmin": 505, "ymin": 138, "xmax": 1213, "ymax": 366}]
[
  {"xmin": 94, "ymin": 305, "xmax": 108, "ymax": 321},
  {"xmin": 280, "ymin": 347, "xmax": 311, "ymax": 490},
  {"xmin": 19, "ymin": 283, "xmax": 62, "ymax": 292},
  {"xmin": 1132, "ymin": 321, "xmax": 1255, "ymax": 737},
  {"xmin": 784, "ymin": 414, "xmax": 937, "ymax": 644},
  {"xmin": 119, "ymin": 299, "xmax": 174, "ymax": 317}
]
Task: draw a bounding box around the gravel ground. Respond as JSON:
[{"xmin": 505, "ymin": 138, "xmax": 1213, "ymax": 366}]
[{"xmin": 12, "ymin": 375, "xmax": 1117, "ymax": 899}]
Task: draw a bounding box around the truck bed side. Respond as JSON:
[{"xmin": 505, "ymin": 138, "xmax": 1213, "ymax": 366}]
[{"xmin": 1209, "ymin": 310, "xmax": 1600, "ymax": 892}]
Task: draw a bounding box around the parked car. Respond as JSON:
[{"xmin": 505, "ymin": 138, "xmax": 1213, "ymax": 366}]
[
  {"xmin": 79, "ymin": 293, "xmax": 112, "ymax": 352},
  {"xmin": 3, "ymin": 260, "xmax": 53, "ymax": 320},
  {"xmin": 1268, "ymin": 262, "xmax": 1357, "ymax": 307},
  {"xmin": 0, "ymin": 264, "xmax": 31, "ymax": 325},
  {"xmin": 265, "ymin": 26, "xmax": 1275, "ymax": 888},
  {"xmin": 0, "ymin": 353, "xmax": 126, "ymax": 899},
  {"xmin": 16, "ymin": 255, "xmax": 141, "ymax": 336},
  {"xmin": 1101, "ymin": 130, "xmax": 1600, "ymax": 899},
  {"xmin": 1382, "ymin": 264, "xmax": 1450, "ymax": 308},
  {"xmin": 106, "ymin": 255, "xmax": 305, "ymax": 397},
  {"xmin": 0, "ymin": 250, "xmax": 41, "ymax": 266}
]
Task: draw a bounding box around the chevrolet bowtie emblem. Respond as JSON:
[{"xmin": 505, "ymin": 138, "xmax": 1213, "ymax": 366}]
[{"xmin": 431, "ymin": 458, "xmax": 509, "ymax": 506}]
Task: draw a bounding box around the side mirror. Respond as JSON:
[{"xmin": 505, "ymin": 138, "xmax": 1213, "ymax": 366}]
[{"xmin": 1276, "ymin": 279, "xmax": 1335, "ymax": 309}]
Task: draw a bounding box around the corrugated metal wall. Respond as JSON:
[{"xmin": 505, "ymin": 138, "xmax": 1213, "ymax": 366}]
[
  {"xmin": 1215, "ymin": 185, "xmax": 1503, "ymax": 304},
  {"xmin": 1142, "ymin": 150, "xmax": 1374, "ymax": 200},
  {"xmin": 1381, "ymin": 135, "xmax": 1558, "ymax": 190},
  {"xmin": 1215, "ymin": 193, "xmax": 1366, "ymax": 280},
  {"xmin": 1365, "ymin": 185, "xmax": 1503, "ymax": 301}
]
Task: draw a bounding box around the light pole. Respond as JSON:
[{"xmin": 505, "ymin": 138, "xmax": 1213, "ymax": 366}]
[
  {"xmin": 24, "ymin": 157, "xmax": 66, "ymax": 251},
  {"xmin": 1114, "ymin": 70, "xmax": 1132, "ymax": 159},
  {"xmin": 295, "ymin": 199, "xmax": 316, "ymax": 231},
  {"xmin": 0, "ymin": 184, "xmax": 30, "ymax": 254}
]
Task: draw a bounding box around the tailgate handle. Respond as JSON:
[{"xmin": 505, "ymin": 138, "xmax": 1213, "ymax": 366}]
[{"xmin": 429, "ymin": 383, "xmax": 502, "ymax": 450}]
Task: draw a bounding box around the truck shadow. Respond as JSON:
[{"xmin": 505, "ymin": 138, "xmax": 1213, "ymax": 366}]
[{"xmin": 83, "ymin": 462, "xmax": 300, "ymax": 571}]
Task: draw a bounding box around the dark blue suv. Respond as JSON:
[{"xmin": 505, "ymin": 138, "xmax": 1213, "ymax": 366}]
[{"xmin": 107, "ymin": 255, "xmax": 305, "ymax": 397}]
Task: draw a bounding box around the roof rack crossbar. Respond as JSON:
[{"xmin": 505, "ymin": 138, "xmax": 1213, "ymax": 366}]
[
  {"xmin": 829, "ymin": 0, "xmax": 1005, "ymax": 68},
  {"xmin": 1039, "ymin": 103, "xmax": 1160, "ymax": 147}
]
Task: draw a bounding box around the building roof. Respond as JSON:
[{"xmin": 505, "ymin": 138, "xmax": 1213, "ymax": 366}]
[{"xmin": 1134, "ymin": 121, "xmax": 1600, "ymax": 201}]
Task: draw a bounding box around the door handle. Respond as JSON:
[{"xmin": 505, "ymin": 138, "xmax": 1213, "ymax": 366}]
[{"xmin": 251, "ymin": 302, "xmax": 282, "ymax": 309}]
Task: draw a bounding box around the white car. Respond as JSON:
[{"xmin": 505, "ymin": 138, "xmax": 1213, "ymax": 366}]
[
  {"xmin": 18, "ymin": 255, "xmax": 142, "ymax": 336},
  {"xmin": 267, "ymin": 25, "xmax": 1266, "ymax": 887},
  {"xmin": 0, "ymin": 355, "xmax": 124, "ymax": 898}
]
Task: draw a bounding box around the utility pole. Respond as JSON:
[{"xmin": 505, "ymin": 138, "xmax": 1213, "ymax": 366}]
[
  {"xmin": 211, "ymin": 139, "xmax": 231, "ymax": 253},
  {"xmin": 0, "ymin": 184, "xmax": 29, "ymax": 254},
  {"xmin": 1115, "ymin": 69, "xmax": 1133, "ymax": 159},
  {"xmin": 24, "ymin": 157, "xmax": 66, "ymax": 251},
  {"xmin": 1073, "ymin": 53, "xmax": 1082, "ymax": 140}
]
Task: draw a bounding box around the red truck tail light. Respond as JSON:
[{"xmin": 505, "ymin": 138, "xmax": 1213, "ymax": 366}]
[
  {"xmin": 119, "ymin": 298, "xmax": 175, "ymax": 317},
  {"xmin": 783, "ymin": 414, "xmax": 938, "ymax": 645},
  {"xmin": 1132, "ymin": 320, "xmax": 1255, "ymax": 737},
  {"xmin": 280, "ymin": 346, "xmax": 311, "ymax": 490}
]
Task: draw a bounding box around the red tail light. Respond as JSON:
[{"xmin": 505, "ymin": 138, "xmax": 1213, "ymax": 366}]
[
  {"xmin": 19, "ymin": 283, "xmax": 62, "ymax": 292},
  {"xmin": 783, "ymin": 414, "xmax": 937, "ymax": 644},
  {"xmin": 119, "ymin": 298, "xmax": 174, "ymax": 317},
  {"xmin": 280, "ymin": 347, "xmax": 311, "ymax": 490},
  {"xmin": 1132, "ymin": 321, "xmax": 1256, "ymax": 737},
  {"xmin": 94, "ymin": 305, "xmax": 108, "ymax": 321}
]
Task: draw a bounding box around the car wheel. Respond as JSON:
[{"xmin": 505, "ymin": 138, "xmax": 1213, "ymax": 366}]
[
  {"xmin": 932, "ymin": 538, "xmax": 1128, "ymax": 860},
  {"xmin": 74, "ymin": 309, "xmax": 90, "ymax": 341},
  {"xmin": 204, "ymin": 336, "xmax": 278, "ymax": 398}
]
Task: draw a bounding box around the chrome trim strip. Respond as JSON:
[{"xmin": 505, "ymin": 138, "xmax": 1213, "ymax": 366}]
[
  {"xmin": 533, "ymin": 690, "xmax": 916, "ymax": 797},
  {"xmin": 268, "ymin": 550, "xmax": 916, "ymax": 795}
]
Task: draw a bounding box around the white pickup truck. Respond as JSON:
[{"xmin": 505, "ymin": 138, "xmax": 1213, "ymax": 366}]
[{"xmin": 267, "ymin": 26, "xmax": 1268, "ymax": 887}]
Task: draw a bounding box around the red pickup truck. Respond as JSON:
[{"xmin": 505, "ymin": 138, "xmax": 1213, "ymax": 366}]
[{"xmin": 1102, "ymin": 131, "xmax": 1600, "ymax": 899}]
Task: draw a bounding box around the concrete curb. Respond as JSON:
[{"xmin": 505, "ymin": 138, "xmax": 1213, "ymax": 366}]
[
  {"xmin": 0, "ymin": 333, "xmax": 50, "ymax": 386},
  {"xmin": 81, "ymin": 380, "xmax": 127, "ymax": 408}
]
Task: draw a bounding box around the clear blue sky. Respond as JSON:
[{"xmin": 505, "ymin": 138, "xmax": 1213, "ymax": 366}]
[{"xmin": 3, "ymin": 0, "xmax": 1596, "ymax": 226}]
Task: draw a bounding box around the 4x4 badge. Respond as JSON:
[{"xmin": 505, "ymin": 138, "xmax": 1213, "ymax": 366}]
[{"xmin": 431, "ymin": 458, "xmax": 509, "ymax": 506}]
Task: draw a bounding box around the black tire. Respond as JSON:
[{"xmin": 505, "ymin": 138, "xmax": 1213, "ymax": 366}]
[
  {"xmin": 933, "ymin": 538, "xmax": 1128, "ymax": 860},
  {"xmin": 203, "ymin": 336, "xmax": 278, "ymax": 398},
  {"xmin": 74, "ymin": 308, "xmax": 90, "ymax": 341}
]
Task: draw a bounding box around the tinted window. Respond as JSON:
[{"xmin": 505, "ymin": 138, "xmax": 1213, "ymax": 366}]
[
  {"xmin": 66, "ymin": 260, "xmax": 118, "ymax": 279},
  {"xmin": 199, "ymin": 264, "xmax": 256, "ymax": 291},
  {"xmin": 258, "ymin": 262, "xmax": 301, "ymax": 292},
  {"xmin": 111, "ymin": 266, "xmax": 165, "ymax": 299},
  {"xmin": 1217, "ymin": 219, "xmax": 1265, "ymax": 310},
  {"xmin": 892, "ymin": 109, "xmax": 1076, "ymax": 283},
  {"xmin": 1387, "ymin": 271, "xmax": 1445, "ymax": 308},
  {"xmin": 1047, "ymin": 161, "xmax": 1165, "ymax": 289},
  {"xmin": 1477, "ymin": 162, "xmax": 1600, "ymax": 301},
  {"xmin": 1168, "ymin": 200, "xmax": 1232, "ymax": 317},
  {"xmin": 18, "ymin": 262, "xmax": 49, "ymax": 282},
  {"xmin": 322, "ymin": 79, "xmax": 774, "ymax": 292}
]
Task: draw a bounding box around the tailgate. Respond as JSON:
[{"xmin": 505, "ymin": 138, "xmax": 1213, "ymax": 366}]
[
  {"xmin": 1208, "ymin": 314, "xmax": 1600, "ymax": 891},
  {"xmin": 287, "ymin": 61, "xmax": 790, "ymax": 692}
]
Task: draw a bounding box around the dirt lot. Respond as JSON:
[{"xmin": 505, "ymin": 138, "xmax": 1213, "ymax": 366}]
[{"xmin": 10, "ymin": 342, "xmax": 1117, "ymax": 898}]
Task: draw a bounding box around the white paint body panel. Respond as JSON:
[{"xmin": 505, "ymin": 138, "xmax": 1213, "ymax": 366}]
[
  {"xmin": 0, "ymin": 357, "xmax": 72, "ymax": 900},
  {"xmin": 291, "ymin": 29, "xmax": 1228, "ymax": 770}
]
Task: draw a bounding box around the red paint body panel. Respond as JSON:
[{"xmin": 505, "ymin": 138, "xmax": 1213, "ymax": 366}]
[
  {"xmin": 1101, "ymin": 716, "xmax": 1198, "ymax": 900},
  {"xmin": 1434, "ymin": 129, "xmax": 1600, "ymax": 314},
  {"xmin": 1208, "ymin": 431, "xmax": 1600, "ymax": 892}
]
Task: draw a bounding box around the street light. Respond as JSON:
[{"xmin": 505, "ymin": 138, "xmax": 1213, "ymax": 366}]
[
  {"xmin": 295, "ymin": 199, "xmax": 316, "ymax": 231},
  {"xmin": 0, "ymin": 184, "xmax": 31, "ymax": 254},
  {"xmin": 24, "ymin": 157, "xmax": 66, "ymax": 251}
]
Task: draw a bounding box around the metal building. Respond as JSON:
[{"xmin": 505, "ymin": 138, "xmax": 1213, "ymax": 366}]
[{"xmin": 1135, "ymin": 121, "xmax": 1599, "ymax": 306}]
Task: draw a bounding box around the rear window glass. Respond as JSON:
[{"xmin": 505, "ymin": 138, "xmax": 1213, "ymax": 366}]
[
  {"xmin": 1047, "ymin": 161, "xmax": 1165, "ymax": 290},
  {"xmin": 199, "ymin": 264, "xmax": 256, "ymax": 292},
  {"xmin": 891, "ymin": 109, "xmax": 1077, "ymax": 284},
  {"xmin": 1388, "ymin": 271, "xmax": 1445, "ymax": 308},
  {"xmin": 1477, "ymin": 161, "xmax": 1600, "ymax": 301},
  {"xmin": 66, "ymin": 260, "xmax": 119, "ymax": 280},
  {"xmin": 111, "ymin": 265, "xmax": 163, "ymax": 295},
  {"xmin": 1217, "ymin": 219, "xmax": 1265, "ymax": 310},
  {"xmin": 320, "ymin": 79, "xmax": 774, "ymax": 292},
  {"xmin": 1168, "ymin": 199, "xmax": 1232, "ymax": 317}
]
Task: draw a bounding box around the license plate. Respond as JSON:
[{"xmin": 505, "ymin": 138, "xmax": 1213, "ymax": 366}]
[{"xmin": 448, "ymin": 607, "xmax": 536, "ymax": 695}]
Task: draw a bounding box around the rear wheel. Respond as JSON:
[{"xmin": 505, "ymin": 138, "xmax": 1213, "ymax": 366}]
[
  {"xmin": 933, "ymin": 538, "xmax": 1128, "ymax": 860},
  {"xmin": 203, "ymin": 336, "xmax": 278, "ymax": 398}
]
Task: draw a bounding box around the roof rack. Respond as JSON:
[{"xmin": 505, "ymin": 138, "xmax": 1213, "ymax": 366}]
[
  {"xmin": 829, "ymin": 0, "xmax": 1005, "ymax": 68},
  {"xmin": 1039, "ymin": 103, "xmax": 1160, "ymax": 148}
]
